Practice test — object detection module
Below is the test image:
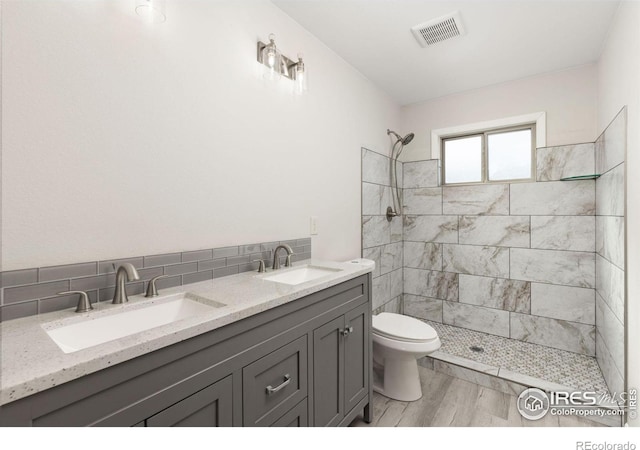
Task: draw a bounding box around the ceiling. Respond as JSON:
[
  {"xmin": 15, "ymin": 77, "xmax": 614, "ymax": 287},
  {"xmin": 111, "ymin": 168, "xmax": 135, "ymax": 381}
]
[{"xmin": 272, "ymin": 0, "xmax": 620, "ymax": 105}]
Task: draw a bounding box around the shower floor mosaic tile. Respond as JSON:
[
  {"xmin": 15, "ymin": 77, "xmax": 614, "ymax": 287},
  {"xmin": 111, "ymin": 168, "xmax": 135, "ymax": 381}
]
[{"xmin": 424, "ymin": 320, "xmax": 610, "ymax": 397}]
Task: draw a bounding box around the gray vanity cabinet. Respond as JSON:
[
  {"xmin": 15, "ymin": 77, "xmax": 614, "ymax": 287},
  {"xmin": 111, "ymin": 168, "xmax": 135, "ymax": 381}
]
[
  {"xmin": 0, "ymin": 274, "xmax": 371, "ymax": 427},
  {"xmin": 146, "ymin": 376, "xmax": 233, "ymax": 427},
  {"xmin": 312, "ymin": 303, "xmax": 369, "ymax": 427}
]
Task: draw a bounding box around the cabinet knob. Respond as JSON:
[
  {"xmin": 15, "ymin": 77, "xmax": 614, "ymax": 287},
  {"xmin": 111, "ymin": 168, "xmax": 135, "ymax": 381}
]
[{"xmin": 341, "ymin": 326, "xmax": 353, "ymax": 336}]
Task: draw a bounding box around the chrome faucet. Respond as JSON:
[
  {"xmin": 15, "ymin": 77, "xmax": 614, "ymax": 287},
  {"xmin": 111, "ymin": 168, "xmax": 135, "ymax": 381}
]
[
  {"xmin": 272, "ymin": 244, "xmax": 295, "ymax": 270},
  {"xmin": 113, "ymin": 263, "xmax": 140, "ymax": 304}
]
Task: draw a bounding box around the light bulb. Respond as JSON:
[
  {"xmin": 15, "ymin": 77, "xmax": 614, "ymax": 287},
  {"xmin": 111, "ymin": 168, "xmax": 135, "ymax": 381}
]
[
  {"xmin": 261, "ymin": 34, "xmax": 282, "ymax": 81},
  {"xmin": 267, "ymin": 50, "xmax": 276, "ymax": 68},
  {"xmin": 294, "ymin": 54, "xmax": 308, "ymax": 94}
]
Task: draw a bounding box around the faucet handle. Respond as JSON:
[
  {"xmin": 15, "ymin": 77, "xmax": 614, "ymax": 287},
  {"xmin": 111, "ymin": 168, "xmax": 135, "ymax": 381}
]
[
  {"xmin": 145, "ymin": 275, "xmax": 169, "ymax": 298},
  {"xmin": 58, "ymin": 291, "xmax": 93, "ymax": 313},
  {"xmin": 253, "ymin": 259, "xmax": 266, "ymax": 273}
]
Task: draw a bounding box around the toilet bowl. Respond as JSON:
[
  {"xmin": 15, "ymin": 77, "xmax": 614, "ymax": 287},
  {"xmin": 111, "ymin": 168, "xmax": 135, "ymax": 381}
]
[{"xmin": 372, "ymin": 312, "xmax": 441, "ymax": 402}]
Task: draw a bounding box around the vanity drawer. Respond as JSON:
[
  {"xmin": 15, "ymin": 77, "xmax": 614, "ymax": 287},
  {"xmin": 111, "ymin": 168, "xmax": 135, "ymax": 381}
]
[
  {"xmin": 242, "ymin": 335, "xmax": 308, "ymax": 426},
  {"xmin": 270, "ymin": 398, "xmax": 308, "ymax": 427}
]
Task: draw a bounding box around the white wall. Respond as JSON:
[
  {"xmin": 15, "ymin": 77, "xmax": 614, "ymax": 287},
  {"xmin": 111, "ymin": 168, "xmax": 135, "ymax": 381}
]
[
  {"xmin": 0, "ymin": 0, "xmax": 400, "ymax": 271},
  {"xmin": 597, "ymin": 0, "xmax": 640, "ymax": 427},
  {"xmin": 399, "ymin": 64, "xmax": 598, "ymax": 162}
]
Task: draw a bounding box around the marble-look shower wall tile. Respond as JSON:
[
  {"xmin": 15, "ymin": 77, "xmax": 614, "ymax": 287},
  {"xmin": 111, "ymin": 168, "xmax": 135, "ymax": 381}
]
[
  {"xmin": 372, "ymin": 273, "xmax": 391, "ymax": 310},
  {"xmin": 442, "ymin": 184, "xmax": 509, "ymax": 215},
  {"xmin": 403, "ymin": 294, "xmax": 443, "ymax": 322},
  {"xmin": 402, "ymin": 188, "xmax": 442, "ymax": 215},
  {"xmin": 403, "ymin": 160, "xmax": 439, "ymax": 188},
  {"xmin": 596, "ymin": 216, "xmax": 625, "ymax": 270},
  {"xmin": 374, "ymin": 296, "xmax": 403, "ymax": 315},
  {"xmin": 390, "ymin": 268, "xmax": 403, "ymax": 299},
  {"xmin": 596, "ymin": 331, "xmax": 624, "ymax": 396},
  {"xmin": 390, "ymin": 216, "xmax": 403, "ymax": 243},
  {"xmin": 458, "ymin": 216, "xmax": 530, "ymax": 248},
  {"xmin": 403, "ymin": 241, "xmax": 442, "ymax": 270},
  {"xmin": 380, "ymin": 242, "xmax": 403, "ymax": 275},
  {"xmin": 596, "ymin": 163, "xmax": 624, "ymax": 217},
  {"xmin": 510, "ymin": 313, "xmax": 595, "ymax": 356},
  {"xmin": 403, "ymin": 215, "xmax": 458, "ymax": 243},
  {"xmin": 459, "ymin": 274, "xmax": 530, "ymax": 313},
  {"xmin": 596, "ymin": 108, "xmax": 626, "ymax": 175},
  {"xmin": 362, "ymin": 216, "xmax": 390, "ymax": 249},
  {"xmin": 530, "ymin": 283, "xmax": 595, "ymax": 325},
  {"xmin": 510, "ymin": 248, "xmax": 595, "ymax": 288},
  {"xmin": 595, "ymin": 294, "xmax": 624, "ymax": 373},
  {"xmin": 530, "ymin": 216, "xmax": 595, "ymax": 252},
  {"xmin": 362, "ymin": 148, "xmax": 390, "ymax": 186},
  {"xmin": 596, "ymin": 255, "xmax": 624, "ymax": 323},
  {"xmin": 362, "ymin": 246, "xmax": 382, "ymax": 278},
  {"xmin": 362, "ymin": 182, "xmax": 391, "ymax": 215},
  {"xmin": 510, "ymin": 180, "xmax": 595, "ymax": 215},
  {"xmin": 404, "ymin": 267, "xmax": 458, "ymax": 301},
  {"xmin": 536, "ymin": 143, "xmax": 595, "ymax": 181},
  {"xmin": 443, "ymin": 301, "xmax": 510, "ymax": 337},
  {"xmin": 442, "ymin": 245, "xmax": 509, "ymax": 278}
]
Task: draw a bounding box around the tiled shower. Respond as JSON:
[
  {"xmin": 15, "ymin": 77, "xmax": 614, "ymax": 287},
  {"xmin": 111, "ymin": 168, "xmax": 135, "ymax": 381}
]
[{"xmin": 361, "ymin": 110, "xmax": 626, "ymax": 408}]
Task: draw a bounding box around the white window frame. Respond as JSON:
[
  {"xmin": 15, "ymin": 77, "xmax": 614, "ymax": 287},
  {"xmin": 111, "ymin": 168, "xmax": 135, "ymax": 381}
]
[{"xmin": 430, "ymin": 112, "xmax": 546, "ymax": 160}]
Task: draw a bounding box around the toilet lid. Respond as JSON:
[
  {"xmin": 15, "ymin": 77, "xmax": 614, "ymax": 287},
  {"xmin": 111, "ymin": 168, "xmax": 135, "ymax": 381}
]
[{"xmin": 372, "ymin": 313, "xmax": 438, "ymax": 342}]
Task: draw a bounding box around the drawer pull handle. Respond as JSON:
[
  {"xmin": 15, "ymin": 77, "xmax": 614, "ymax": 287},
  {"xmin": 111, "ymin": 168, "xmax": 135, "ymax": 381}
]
[
  {"xmin": 266, "ymin": 374, "xmax": 291, "ymax": 395},
  {"xmin": 341, "ymin": 326, "xmax": 354, "ymax": 336}
]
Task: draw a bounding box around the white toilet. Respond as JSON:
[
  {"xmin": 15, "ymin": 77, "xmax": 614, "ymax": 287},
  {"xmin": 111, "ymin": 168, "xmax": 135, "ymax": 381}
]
[{"xmin": 372, "ymin": 312, "xmax": 441, "ymax": 402}]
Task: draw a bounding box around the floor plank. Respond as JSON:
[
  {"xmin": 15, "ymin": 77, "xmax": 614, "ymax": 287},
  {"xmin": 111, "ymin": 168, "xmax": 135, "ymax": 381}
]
[{"xmin": 351, "ymin": 366, "xmax": 605, "ymax": 428}]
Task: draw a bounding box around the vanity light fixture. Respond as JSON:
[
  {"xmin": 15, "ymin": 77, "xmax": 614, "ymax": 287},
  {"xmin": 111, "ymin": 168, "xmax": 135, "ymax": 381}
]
[
  {"xmin": 257, "ymin": 34, "xmax": 308, "ymax": 93},
  {"xmin": 135, "ymin": 0, "xmax": 166, "ymax": 23}
]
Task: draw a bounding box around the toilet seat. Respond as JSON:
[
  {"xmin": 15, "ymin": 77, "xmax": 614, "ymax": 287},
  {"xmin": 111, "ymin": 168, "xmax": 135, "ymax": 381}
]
[{"xmin": 372, "ymin": 313, "xmax": 438, "ymax": 343}]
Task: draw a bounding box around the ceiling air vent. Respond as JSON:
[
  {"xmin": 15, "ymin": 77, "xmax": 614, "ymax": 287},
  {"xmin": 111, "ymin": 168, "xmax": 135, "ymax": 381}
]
[{"xmin": 411, "ymin": 11, "xmax": 466, "ymax": 47}]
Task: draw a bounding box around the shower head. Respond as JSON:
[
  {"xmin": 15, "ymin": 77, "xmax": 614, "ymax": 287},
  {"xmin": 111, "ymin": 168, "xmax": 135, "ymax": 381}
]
[
  {"xmin": 387, "ymin": 129, "xmax": 414, "ymax": 146},
  {"xmin": 402, "ymin": 133, "xmax": 415, "ymax": 146}
]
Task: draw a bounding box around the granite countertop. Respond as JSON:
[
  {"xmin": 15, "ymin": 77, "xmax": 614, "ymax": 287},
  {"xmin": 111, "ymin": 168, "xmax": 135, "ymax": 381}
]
[{"xmin": 0, "ymin": 259, "xmax": 373, "ymax": 405}]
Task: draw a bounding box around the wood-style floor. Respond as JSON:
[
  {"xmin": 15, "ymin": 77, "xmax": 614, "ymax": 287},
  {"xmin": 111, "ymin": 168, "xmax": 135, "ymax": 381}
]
[{"xmin": 350, "ymin": 366, "xmax": 604, "ymax": 427}]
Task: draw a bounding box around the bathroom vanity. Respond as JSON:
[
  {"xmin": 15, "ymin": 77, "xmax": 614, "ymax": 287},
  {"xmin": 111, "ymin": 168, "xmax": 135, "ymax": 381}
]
[{"xmin": 0, "ymin": 261, "xmax": 372, "ymax": 427}]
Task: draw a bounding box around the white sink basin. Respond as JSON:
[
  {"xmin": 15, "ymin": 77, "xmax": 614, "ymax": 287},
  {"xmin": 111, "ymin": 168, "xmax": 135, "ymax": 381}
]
[
  {"xmin": 44, "ymin": 293, "xmax": 223, "ymax": 354},
  {"xmin": 262, "ymin": 265, "xmax": 342, "ymax": 286}
]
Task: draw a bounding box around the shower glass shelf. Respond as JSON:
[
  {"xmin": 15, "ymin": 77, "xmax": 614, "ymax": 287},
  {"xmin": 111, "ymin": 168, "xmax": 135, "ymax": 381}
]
[{"xmin": 560, "ymin": 174, "xmax": 601, "ymax": 181}]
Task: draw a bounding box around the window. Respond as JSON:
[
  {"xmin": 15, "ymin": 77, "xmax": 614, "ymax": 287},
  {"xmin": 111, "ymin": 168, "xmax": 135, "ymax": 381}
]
[{"xmin": 441, "ymin": 125, "xmax": 535, "ymax": 185}]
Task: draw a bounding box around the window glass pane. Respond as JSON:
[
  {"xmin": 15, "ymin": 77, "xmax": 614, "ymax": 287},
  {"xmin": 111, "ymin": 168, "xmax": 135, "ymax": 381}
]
[
  {"xmin": 487, "ymin": 129, "xmax": 532, "ymax": 181},
  {"xmin": 443, "ymin": 136, "xmax": 482, "ymax": 184}
]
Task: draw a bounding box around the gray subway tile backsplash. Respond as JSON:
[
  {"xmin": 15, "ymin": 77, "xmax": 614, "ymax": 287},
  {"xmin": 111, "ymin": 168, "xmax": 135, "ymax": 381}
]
[
  {"xmin": 1, "ymin": 269, "xmax": 39, "ymax": 288},
  {"xmin": 181, "ymin": 249, "xmax": 213, "ymax": 263},
  {"xmin": 164, "ymin": 262, "xmax": 198, "ymax": 276},
  {"xmin": 144, "ymin": 252, "xmax": 182, "ymax": 268},
  {"xmin": 198, "ymin": 258, "xmax": 227, "ymax": 271},
  {"xmin": 4, "ymin": 280, "xmax": 70, "ymax": 304},
  {"xmin": 0, "ymin": 301, "xmax": 38, "ymax": 321},
  {"xmin": 39, "ymin": 262, "xmax": 98, "ymax": 282},
  {"xmin": 214, "ymin": 265, "xmax": 239, "ymax": 279},
  {"xmin": 183, "ymin": 270, "xmax": 213, "ymax": 285},
  {"xmin": 0, "ymin": 237, "xmax": 311, "ymax": 321},
  {"xmin": 212, "ymin": 246, "xmax": 239, "ymax": 259}
]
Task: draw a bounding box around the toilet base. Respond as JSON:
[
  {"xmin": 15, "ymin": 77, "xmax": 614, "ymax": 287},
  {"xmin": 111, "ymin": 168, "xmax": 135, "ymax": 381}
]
[{"xmin": 372, "ymin": 357, "xmax": 422, "ymax": 402}]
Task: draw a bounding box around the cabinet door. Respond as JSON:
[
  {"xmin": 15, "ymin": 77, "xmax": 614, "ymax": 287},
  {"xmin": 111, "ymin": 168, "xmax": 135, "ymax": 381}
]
[
  {"xmin": 312, "ymin": 316, "xmax": 344, "ymax": 427},
  {"xmin": 344, "ymin": 304, "xmax": 369, "ymax": 413},
  {"xmin": 146, "ymin": 376, "xmax": 233, "ymax": 427}
]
